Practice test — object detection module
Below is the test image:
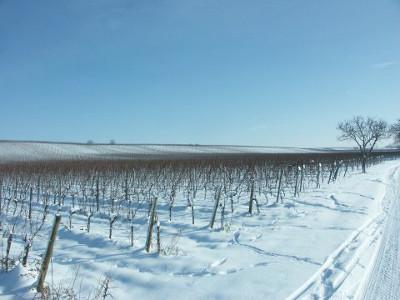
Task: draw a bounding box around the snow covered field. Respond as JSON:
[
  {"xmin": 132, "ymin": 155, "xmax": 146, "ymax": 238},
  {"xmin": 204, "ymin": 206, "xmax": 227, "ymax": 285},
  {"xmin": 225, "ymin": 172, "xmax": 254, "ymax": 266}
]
[{"xmin": 1, "ymin": 156, "xmax": 399, "ymax": 299}]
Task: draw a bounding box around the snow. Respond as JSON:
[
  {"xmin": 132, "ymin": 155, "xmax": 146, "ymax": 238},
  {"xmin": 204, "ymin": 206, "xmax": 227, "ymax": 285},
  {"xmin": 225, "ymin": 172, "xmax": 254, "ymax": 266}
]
[
  {"xmin": 1, "ymin": 160, "xmax": 400, "ymax": 299},
  {"xmin": 355, "ymin": 166, "xmax": 400, "ymax": 300}
]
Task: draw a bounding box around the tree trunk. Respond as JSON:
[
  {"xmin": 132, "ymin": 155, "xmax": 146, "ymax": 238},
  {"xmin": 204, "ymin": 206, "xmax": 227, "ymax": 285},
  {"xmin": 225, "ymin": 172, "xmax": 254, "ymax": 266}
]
[{"xmin": 362, "ymin": 155, "xmax": 367, "ymax": 173}]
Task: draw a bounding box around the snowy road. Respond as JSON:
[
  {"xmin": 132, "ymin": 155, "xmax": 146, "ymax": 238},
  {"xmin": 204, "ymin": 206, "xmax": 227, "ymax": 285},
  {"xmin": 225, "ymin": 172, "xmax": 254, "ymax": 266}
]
[
  {"xmin": 286, "ymin": 164, "xmax": 400, "ymax": 300},
  {"xmin": 357, "ymin": 167, "xmax": 400, "ymax": 300}
]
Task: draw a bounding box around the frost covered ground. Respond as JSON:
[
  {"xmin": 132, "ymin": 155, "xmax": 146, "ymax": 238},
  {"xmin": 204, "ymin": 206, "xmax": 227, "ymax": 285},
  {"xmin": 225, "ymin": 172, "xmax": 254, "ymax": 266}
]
[{"xmin": 1, "ymin": 160, "xmax": 399, "ymax": 299}]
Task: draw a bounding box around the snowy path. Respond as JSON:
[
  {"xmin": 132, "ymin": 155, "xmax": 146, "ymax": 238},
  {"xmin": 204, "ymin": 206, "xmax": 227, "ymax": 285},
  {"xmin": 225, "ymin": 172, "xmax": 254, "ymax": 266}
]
[
  {"xmin": 357, "ymin": 167, "xmax": 400, "ymax": 300},
  {"xmin": 286, "ymin": 164, "xmax": 400, "ymax": 300}
]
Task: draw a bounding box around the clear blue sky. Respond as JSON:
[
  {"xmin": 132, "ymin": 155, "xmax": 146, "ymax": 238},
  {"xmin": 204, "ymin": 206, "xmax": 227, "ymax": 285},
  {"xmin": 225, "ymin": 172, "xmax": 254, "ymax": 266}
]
[{"xmin": 0, "ymin": 0, "xmax": 399, "ymax": 147}]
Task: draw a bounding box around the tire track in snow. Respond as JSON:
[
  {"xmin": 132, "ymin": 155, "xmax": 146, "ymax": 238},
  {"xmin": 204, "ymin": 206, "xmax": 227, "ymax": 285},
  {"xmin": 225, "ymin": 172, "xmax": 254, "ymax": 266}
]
[
  {"xmin": 286, "ymin": 212, "xmax": 385, "ymax": 300},
  {"xmin": 356, "ymin": 167, "xmax": 400, "ymax": 300},
  {"xmin": 286, "ymin": 165, "xmax": 400, "ymax": 300}
]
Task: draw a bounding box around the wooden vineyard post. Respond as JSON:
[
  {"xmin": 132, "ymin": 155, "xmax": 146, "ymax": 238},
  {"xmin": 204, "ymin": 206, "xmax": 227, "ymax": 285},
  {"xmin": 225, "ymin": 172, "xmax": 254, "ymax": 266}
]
[
  {"xmin": 294, "ymin": 166, "xmax": 300, "ymax": 197},
  {"xmin": 29, "ymin": 187, "xmax": 33, "ymax": 220},
  {"xmin": 316, "ymin": 163, "xmax": 321, "ymax": 188},
  {"xmin": 157, "ymin": 220, "xmax": 161, "ymax": 254},
  {"xmin": 299, "ymin": 165, "xmax": 305, "ymax": 193},
  {"xmin": 36, "ymin": 176, "xmax": 41, "ymax": 203},
  {"xmin": 37, "ymin": 214, "xmax": 62, "ymax": 293},
  {"xmin": 248, "ymin": 180, "xmax": 255, "ymax": 214},
  {"xmin": 145, "ymin": 198, "xmax": 158, "ymax": 253},
  {"xmin": 276, "ymin": 168, "xmax": 284, "ymax": 204},
  {"xmin": 210, "ymin": 187, "xmax": 221, "ymax": 229},
  {"xmin": 96, "ymin": 177, "xmax": 100, "ymax": 212},
  {"xmin": 5, "ymin": 231, "xmax": 13, "ymax": 272}
]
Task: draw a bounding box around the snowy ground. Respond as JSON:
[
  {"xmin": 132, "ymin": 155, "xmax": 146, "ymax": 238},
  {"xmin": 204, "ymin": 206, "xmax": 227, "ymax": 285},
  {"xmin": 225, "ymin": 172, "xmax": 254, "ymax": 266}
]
[
  {"xmin": 1, "ymin": 161, "xmax": 399, "ymax": 299},
  {"xmin": 355, "ymin": 165, "xmax": 400, "ymax": 300}
]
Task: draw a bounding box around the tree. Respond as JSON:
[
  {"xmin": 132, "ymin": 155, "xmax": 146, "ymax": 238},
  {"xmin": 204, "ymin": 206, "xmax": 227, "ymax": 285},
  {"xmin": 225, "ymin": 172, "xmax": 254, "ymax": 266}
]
[
  {"xmin": 390, "ymin": 119, "xmax": 400, "ymax": 145},
  {"xmin": 337, "ymin": 116, "xmax": 388, "ymax": 173}
]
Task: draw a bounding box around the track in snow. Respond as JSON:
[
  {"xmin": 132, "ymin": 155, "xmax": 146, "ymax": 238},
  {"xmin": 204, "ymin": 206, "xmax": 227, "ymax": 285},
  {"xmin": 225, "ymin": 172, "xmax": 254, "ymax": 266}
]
[
  {"xmin": 286, "ymin": 165, "xmax": 400, "ymax": 300},
  {"xmin": 357, "ymin": 167, "xmax": 400, "ymax": 300}
]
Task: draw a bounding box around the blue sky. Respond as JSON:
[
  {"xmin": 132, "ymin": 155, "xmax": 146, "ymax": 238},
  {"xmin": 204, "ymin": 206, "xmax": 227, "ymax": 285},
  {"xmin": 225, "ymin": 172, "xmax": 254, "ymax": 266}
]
[{"xmin": 0, "ymin": 0, "xmax": 399, "ymax": 147}]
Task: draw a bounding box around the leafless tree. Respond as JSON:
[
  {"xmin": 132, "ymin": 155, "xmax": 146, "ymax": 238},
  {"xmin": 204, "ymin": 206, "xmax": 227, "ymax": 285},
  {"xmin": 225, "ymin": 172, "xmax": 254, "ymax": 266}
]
[
  {"xmin": 390, "ymin": 119, "xmax": 400, "ymax": 145},
  {"xmin": 337, "ymin": 116, "xmax": 388, "ymax": 173}
]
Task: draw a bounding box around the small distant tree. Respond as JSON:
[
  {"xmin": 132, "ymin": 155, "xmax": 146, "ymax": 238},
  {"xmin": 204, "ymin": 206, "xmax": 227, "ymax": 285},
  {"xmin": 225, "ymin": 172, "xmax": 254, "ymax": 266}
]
[
  {"xmin": 87, "ymin": 140, "xmax": 94, "ymax": 145},
  {"xmin": 390, "ymin": 119, "xmax": 400, "ymax": 145},
  {"xmin": 337, "ymin": 116, "xmax": 388, "ymax": 173},
  {"xmin": 110, "ymin": 139, "xmax": 116, "ymax": 145}
]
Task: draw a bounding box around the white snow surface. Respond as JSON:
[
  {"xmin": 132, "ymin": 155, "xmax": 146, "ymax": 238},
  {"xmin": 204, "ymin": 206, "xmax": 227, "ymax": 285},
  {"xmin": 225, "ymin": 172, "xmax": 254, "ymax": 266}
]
[
  {"xmin": 1, "ymin": 161, "xmax": 400, "ymax": 299},
  {"xmin": 355, "ymin": 166, "xmax": 400, "ymax": 300},
  {"xmin": 0, "ymin": 141, "xmax": 351, "ymax": 162}
]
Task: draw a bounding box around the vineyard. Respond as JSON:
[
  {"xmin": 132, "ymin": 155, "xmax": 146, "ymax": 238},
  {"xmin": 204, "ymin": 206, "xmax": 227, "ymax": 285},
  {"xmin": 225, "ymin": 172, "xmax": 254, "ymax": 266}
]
[{"xmin": 1, "ymin": 148, "xmax": 400, "ymax": 299}]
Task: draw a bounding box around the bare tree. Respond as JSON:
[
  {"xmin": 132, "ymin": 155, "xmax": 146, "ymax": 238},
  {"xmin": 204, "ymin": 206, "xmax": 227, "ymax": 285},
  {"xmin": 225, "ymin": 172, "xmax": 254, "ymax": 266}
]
[
  {"xmin": 390, "ymin": 119, "xmax": 400, "ymax": 145},
  {"xmin": 337, "ymin": 116, "xmax": 388, "ymax": 173}
]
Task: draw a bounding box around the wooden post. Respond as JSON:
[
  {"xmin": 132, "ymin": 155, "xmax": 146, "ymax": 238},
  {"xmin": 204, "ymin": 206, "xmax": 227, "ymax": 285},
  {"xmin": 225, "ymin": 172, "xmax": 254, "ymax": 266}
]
[
  {"xmin": 87, "ymin": 212, "xmax": 93, "ymax": 233},
  {"xmin": 5, "ymin": 232, "xmax": 13, "ymax": 272},
  {"xmin": 276, "ymin": 168, "xmax": 284, "ymax": 204},
  {"xmin": 220, "ymin": 200, "xmax": 225, "ymax": 229},
  {"xmin": 157, "ymin": 220, "xmax": 161, "ymax": 254},
  {"xmin": 210, "ymin": 188, "xmax": 221, "ymax": 229},
  {"xmin": 96, "ymin": 178, "xmax": 100, "ymax": 212},
  {"xmin": 109, "ymin": 215, "xmax": 118, "ymax": 240},
  {"xmin": 130, "ymin": 224, "xmax": 134, "ymax": 247},
  {"xmin": 294, "ymin": 166, "xmax": 300, "ymax": 197},
  {"xmin": 145, "ymin": 198, "xmax": 157, "ymax": 253},
  {"xmin": 299, "ymin": 165, "xmax": 304, "ymax": 192},
  {"xmin": 36, "ymin": 176, "xmax": 41, "ymax": 203},
  {"xmin": 248, "ymin": 180, "xmax": 255, "ymax": 214},
  {"xmin": 58, "ymin": 178, "xmax": 62, "ymax": 206},
  {"xmin": 22, "ymin": 239, "xmax": 31, "ymax": 267},
  {"xmin": 37, "ymin": 214, "xmax": 61, "ymax": 293},
  {"xmin": 191, "ymin": 203, "xmax": 195, "ymax": 225},
  {"xmin": 28, "ymin": 187, "xmax": 33, "ymax": 220},
  {"xmin": 316, "ymin": 163, "xmax": 321, "ymax": 188}
]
